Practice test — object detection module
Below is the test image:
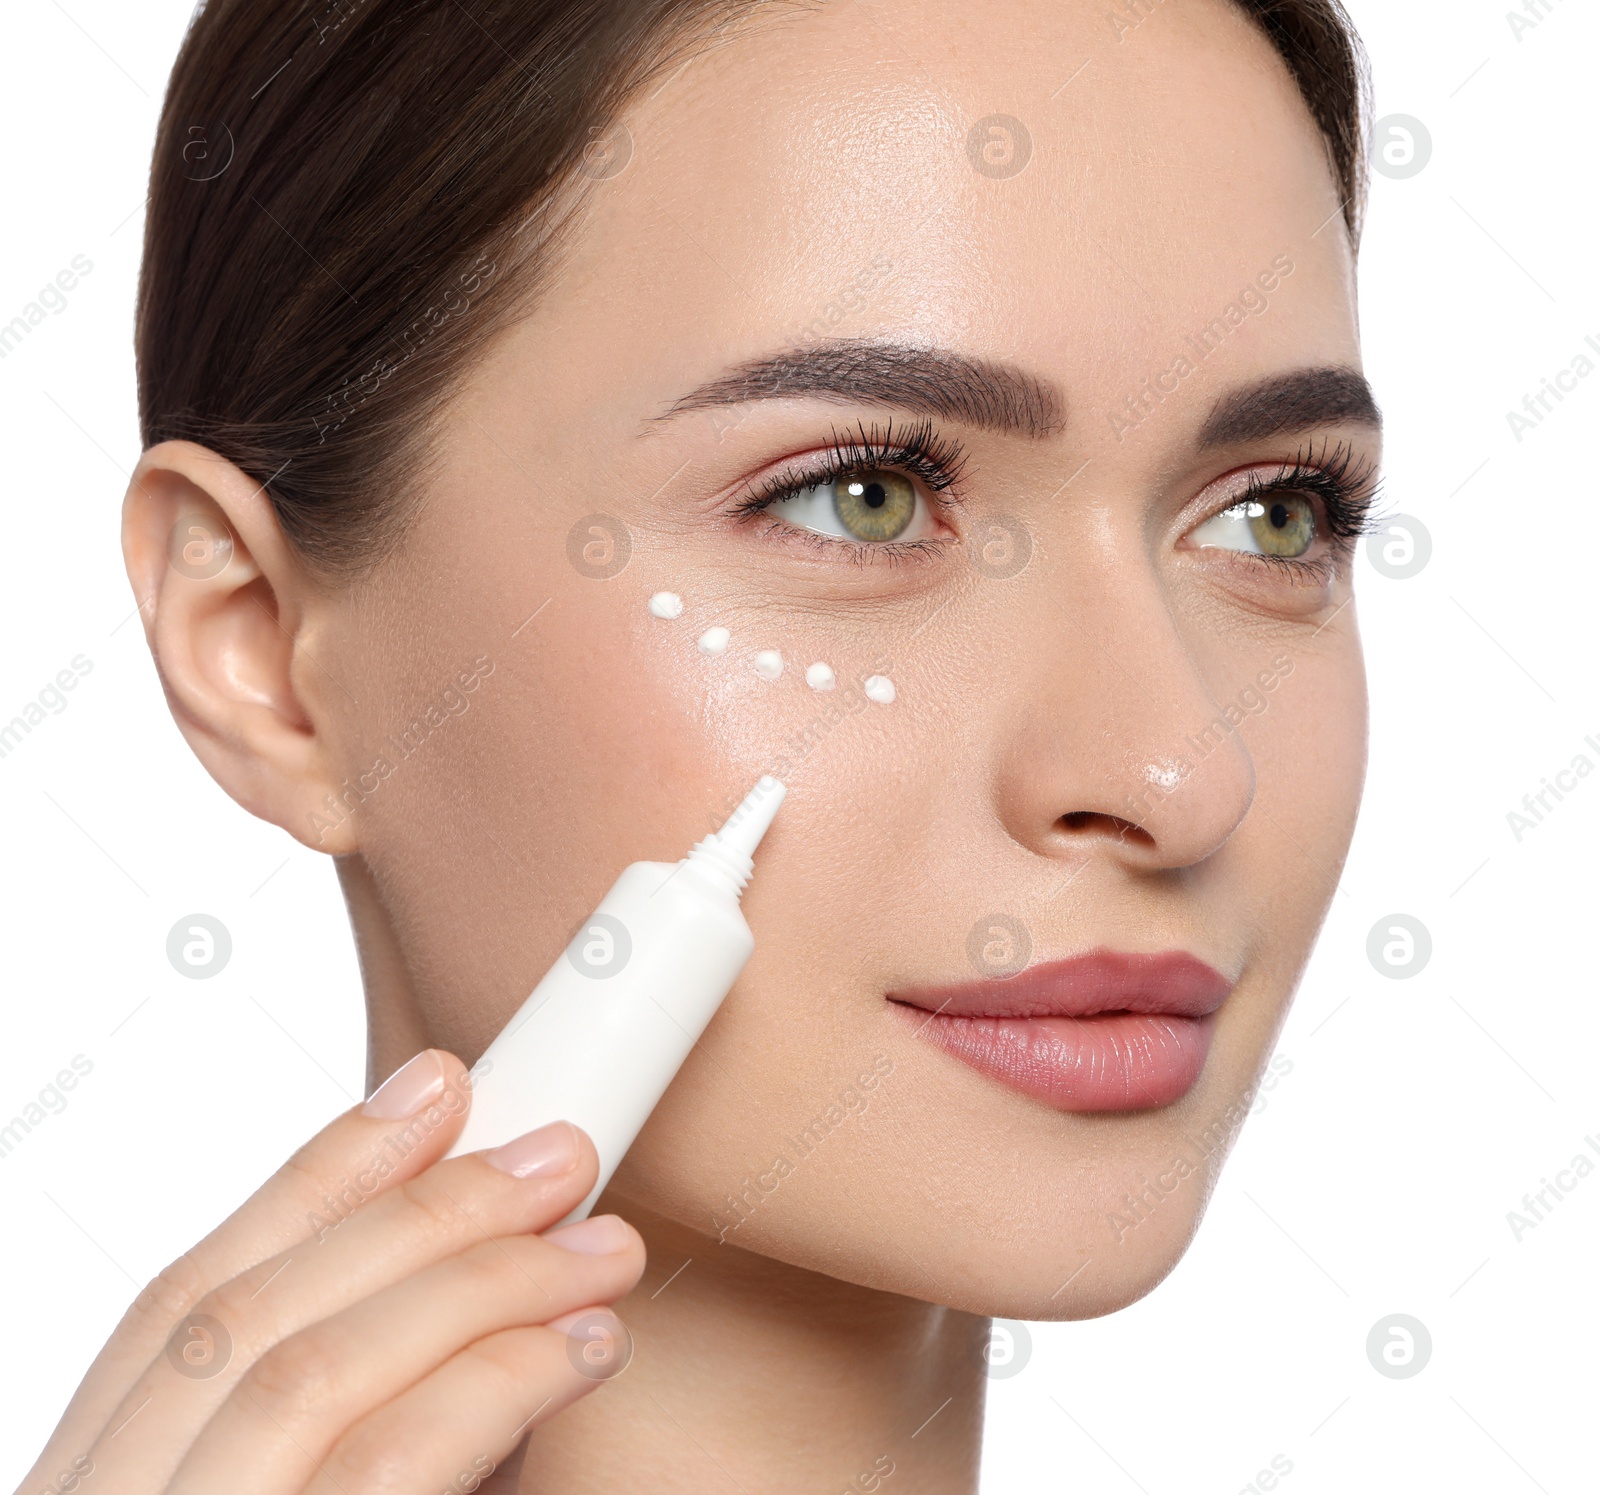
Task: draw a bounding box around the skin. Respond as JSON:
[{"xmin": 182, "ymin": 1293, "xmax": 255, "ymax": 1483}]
[{"xmin": 32, "ymin": 0, "xmax": 1379, "ymax": 1490}]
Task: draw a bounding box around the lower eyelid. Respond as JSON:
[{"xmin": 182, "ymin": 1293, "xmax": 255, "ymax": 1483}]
[{"xmin": 748, "ymin": 511, "xmax": 950, "ymax": 562}]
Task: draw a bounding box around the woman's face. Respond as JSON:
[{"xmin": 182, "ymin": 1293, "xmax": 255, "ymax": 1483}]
[{"xmin": 298, "ymin": 0, "xmax": 1376, "ymax": 1317}]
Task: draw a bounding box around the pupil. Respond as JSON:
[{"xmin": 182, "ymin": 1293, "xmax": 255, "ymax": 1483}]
[
  {"xmin": 862, "ymin": 481, "xmax": 887, "ymax": 509},
  {"xmin": 1269, "ymin": 501, "xmax": 1289, "ymax": 528}
]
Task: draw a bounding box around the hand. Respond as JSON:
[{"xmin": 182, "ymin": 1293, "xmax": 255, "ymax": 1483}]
[{"xmin": 19, "ymin": 1049, "xmax": 645, "ymax": 1494}]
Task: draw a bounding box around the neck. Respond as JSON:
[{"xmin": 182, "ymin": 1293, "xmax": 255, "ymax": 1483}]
[
  {"xmin": 340, "ymin": 852, "xmax": 433, "ymax": 1095},
  {"xmin": 512, "ymin": 1203, "xmax": 988, "ymax": 1494}
]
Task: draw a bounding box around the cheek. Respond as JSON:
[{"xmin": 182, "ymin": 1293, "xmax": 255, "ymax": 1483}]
[
  {"xmin": 334, "ymin": 538, "xmax": 941, "ymax": 1053},
  {"xmin": 545, "ymin": 559, "xmax": 935, "ymax": 833},
  {"xmin": 1251, "ymin": 645, "xmax": 1368, "ymax": 847},
  {"xmin": 1210, "ymin": 641, "xmax": 1366, "ymax": 1039}
]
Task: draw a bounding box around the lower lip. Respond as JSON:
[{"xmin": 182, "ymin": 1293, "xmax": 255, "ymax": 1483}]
[{"xmin": 898, "ymin": 1008, "xmax": 1218, "ymax": 1111}]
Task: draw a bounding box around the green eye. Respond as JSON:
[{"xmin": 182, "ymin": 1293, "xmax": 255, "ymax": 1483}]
[
  {"xmin": 762, "ymin": 461, "xmax": 940, "ymax": 547},
  {"xmin": 832, "ymin": 470, "xmax": 916, "ymax": 541},
  {"xmin": 1191, "ymin": 492, "xmax": 1316, "ymax": 559},
  {"xmin": 1249, "ymin": 495, "xmax": 1315, "ymax": 556}
]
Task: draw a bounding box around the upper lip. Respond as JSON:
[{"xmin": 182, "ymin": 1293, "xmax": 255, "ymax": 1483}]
[{"xmin": 888, "ymin": 948, "xmax": 1234, "ymax": 1020}]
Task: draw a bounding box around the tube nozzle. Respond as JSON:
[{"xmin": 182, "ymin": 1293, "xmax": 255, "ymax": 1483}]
[{"xmin": 714, "ymin": 775, "xmax": 786, "ymax": 861}]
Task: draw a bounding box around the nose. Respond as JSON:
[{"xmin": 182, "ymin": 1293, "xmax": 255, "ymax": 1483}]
[{"xmin": 993, "ymin": 573, "xmax": 1256, "ymax": 874}]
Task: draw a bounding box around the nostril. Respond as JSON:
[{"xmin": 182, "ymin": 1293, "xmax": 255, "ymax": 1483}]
[{"xmin": 1059, "ymin": 810, "xmax": 1156, "ymax": 847}]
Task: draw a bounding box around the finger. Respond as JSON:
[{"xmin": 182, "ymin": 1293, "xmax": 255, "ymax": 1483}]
[
  {"xmin": 167, "ymin": 1217, "xmax": 644, "ymax": 1495},
  {"xmin": 31, "ymin": 1048, "xmax": 472, "ymax": 1482},
  {"xmin": 302, "ymin": 1312, "xmax": 631, "ymax": 1495},
  {"xmin": 86, "ymin": 1121, "xmax": 597, "ymax": 1492}
]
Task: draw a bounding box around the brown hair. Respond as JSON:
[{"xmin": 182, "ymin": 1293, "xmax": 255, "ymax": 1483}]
[{"xmin": 138, "ymin": 0, "xmax": 1369, "ymax": 577}]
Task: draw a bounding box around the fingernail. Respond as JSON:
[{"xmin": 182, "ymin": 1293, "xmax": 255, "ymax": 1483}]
[
  {"xmin": 544, "ymin": 1214, "xmax": 632, "ymax": 1255},
  {"xmin": 485, "ymin": 1120, "xmax": 581, "ymax": 1179},
  {"xmin": 362, "ymin": 1050, "xmax": 446, "ymax": 1119},
  {"xmin": 548, "ymin": 1305, "xmax": 632, "ymax": 1379}
]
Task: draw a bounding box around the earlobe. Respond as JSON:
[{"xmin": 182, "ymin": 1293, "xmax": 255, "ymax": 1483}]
[{"xmin": 121, "ymin": 441, "xmax": 360, "ymax": 854}]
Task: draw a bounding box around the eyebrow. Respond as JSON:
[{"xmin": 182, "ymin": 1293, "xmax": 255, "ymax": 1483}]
[
  {"xmin": 656, "ymin": 339, "xmax": 1067, "ymax": 438},
  {"xmin": 1199, "ymin": 366, "xmax": 1381, "ymax": 447}
]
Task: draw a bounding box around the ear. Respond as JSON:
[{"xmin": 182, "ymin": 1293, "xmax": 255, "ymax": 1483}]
[{"xmin": 121, "ymin": 440, "xmax": 361, "ymax": 854}]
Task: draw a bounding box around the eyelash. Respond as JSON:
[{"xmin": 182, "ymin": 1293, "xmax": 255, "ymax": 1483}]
[
  {"xmin": 1217, "ymin": 438, "xmax": 1385, "ymax": 583},
  {"xmin": 726, "ymin": 425, "xmax": 1383, "ymax": 577},
  {"xmin": 726, "ymin": 419, "xmax": 967, "ymax": 563}
]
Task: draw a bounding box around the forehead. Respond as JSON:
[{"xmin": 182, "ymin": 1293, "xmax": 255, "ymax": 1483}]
[{"xmin": 520, "ymin": 0, "xmax": 1359, "ymax": 419}]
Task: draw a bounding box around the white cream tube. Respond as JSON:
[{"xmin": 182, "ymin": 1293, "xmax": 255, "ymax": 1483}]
[{"xmin": 446, "ymin": 775, "xmax": 785, "ymax": 1220}]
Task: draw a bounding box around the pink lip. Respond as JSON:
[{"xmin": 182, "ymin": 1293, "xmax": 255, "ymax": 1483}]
[{"xmin": 889, "ymin": 949, "xmax": 1233, "ymax": 1112}]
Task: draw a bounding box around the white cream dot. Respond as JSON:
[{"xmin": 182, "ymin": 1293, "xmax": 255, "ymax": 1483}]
[
  {"xmin": 648, "ymin": 591, "xmax": 684, "ymax": 620},
  {"xmin": 754, "ymin": 649, "xmax": 784, "ymax": 681},
  {"xmin": 805, "ymin": 662, "xmax": 836, "ymax": 691},
  {"xmin": 698, "ymin": 626, "xmax": 731, "ymax": 656},
  {"xmin": 864, "ymin": 674, "xmax": 896, "ymax": 704}
]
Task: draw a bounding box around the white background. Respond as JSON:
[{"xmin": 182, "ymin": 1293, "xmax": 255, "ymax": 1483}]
[{"xmin": 2, "ymin": 1, "xmax": 1594, "ymax": 1490}]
